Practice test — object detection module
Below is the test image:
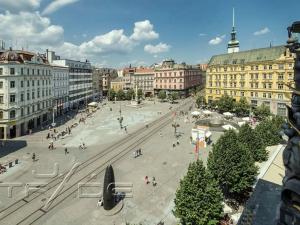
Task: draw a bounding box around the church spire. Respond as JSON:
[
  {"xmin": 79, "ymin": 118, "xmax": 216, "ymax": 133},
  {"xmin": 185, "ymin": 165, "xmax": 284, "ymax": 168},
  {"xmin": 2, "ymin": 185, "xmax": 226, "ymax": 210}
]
[{"xmin": 228, "ymin": 8, "xmax": 239, "ymax": 53}]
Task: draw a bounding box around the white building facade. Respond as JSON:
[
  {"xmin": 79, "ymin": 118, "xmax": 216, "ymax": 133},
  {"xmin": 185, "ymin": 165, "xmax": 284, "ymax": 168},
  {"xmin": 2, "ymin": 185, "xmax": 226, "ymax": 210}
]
[
  {"xmin": 51, "ymin": 64, "xmax": 69, "ymax": 116},
  {"xmin": 0, "ymin": 49, "xmax": 53, "ymax": 139},
  {"xmin": 53, "ymin": 59, "xmax": 93, "ymax": 109}
]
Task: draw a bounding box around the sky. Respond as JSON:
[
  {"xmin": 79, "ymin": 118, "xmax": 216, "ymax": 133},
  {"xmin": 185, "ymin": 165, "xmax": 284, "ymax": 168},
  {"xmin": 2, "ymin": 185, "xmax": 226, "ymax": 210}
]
[{"xmin": 0, "ymin": 0, "xmax": 299, "ymax": 68}]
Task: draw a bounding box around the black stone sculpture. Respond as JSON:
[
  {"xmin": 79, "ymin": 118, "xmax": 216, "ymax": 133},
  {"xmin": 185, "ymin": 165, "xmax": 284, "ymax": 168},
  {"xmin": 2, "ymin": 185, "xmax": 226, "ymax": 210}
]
[
  {"xmin": 278, "ymin": 21, "xmax": 300, "ymax": 224},
  {"xmin": 103, "ymin": 164, "xmax": 116, "ymax": 210}
]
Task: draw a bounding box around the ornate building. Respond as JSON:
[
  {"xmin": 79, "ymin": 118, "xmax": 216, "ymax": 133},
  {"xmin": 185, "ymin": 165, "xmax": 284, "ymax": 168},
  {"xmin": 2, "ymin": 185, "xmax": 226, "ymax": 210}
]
[
  {"xmin": 154, "ymin": 59, "xmax": 205, "ymax": 97},
  {"xmin": 205, "ymin": 46, "xmax": 295, "ymax": 116},
  {"xmin": 0, "ymin": 48, "xmax": 53, "ymax": 139}
]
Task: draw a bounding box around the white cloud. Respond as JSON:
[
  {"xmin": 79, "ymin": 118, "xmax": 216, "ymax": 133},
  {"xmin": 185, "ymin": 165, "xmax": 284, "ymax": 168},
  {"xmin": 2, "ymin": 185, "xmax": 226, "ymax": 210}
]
[
  {"xmin": 130, "ymin": 20, "xmax": 159, "ymax": 41},
  {"xmin": 0, "ymin": 0, "xmax": 41, "ymax": 12},
  {"xmin": 144, "ymin": 42, "xmax": 171, "ymax": 54},
  {"xmin": 0, "ymin": 11, "xmax": 64, "ymax": 48},
  {"xmin": 209, "ymin": 34, "xmax": 226, "ymax": 45},
  {"xmin": 42, "ymin": 0, "xmax": 79, "ymax": 15},
  {"xmin": 253, "ymin": 27, "xmax": 270, "ymax": 36}
]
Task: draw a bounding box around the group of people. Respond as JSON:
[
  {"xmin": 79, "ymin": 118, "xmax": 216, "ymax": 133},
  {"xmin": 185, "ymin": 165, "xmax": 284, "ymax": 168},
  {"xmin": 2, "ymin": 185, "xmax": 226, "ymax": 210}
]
[
  {"xmin": 79, "ymin": 142, "xmax": 87, "ymax": 150},
  {"xmin": 0, "ymin": 164, "xmax": 6, "ymax": 174},
  {"xmin": 172, "ymin": 139, "xmax": 180, "ymax": 148},
  {"xmin": 145, "ymin": 176, "xmax": 157, "ymax": 186},
  {"xmin": 133, "ymin": 148, "xmax": 142, "ymax": 158},
  {"xmin": 48, "ymin": 142, "xmax": 54, "ymax": 150}
]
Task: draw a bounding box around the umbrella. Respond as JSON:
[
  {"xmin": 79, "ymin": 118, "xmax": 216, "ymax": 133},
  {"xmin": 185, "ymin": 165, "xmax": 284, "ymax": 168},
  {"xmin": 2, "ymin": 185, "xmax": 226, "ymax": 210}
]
[{"xmin": 191, "ymin": 111, "xmax": 201, "ymax": 116}]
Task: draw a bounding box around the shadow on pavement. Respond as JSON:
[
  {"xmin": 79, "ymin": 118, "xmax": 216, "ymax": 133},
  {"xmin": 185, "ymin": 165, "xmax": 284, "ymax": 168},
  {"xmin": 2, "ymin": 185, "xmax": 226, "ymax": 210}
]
[
  {"xmin": 0, "ymin": 140, "xmax": 27, "ymax": 158},
  {"xmin": 237, "ymin": 178, "xmax": 282, "ymax": 225}
]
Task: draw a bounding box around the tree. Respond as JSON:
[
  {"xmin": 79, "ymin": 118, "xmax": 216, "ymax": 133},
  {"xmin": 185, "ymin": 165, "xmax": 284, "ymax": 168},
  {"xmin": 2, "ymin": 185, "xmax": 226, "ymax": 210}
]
[
  {"xmin": 158, "ymin": 90, "xmax": 166, "ymax": 101},
  {"xmin": 137, "ymin": 89, "xmax": 143, "ymax": 100},
  {"xmin": 108, "ymin": 89, "xmax": 116, "ymax": 101},
  {"xmin": 234, "ymin": 97, "xmax": 250, "ymax": 117},
  {"xmin": 238, "ymin": 124, "xmax": 267, "ymax": 162},
  {"xmin": 196, "ymin": 96, "xmax": 206, "ymax": 108},
  {"xmin": 174, "ymin": 160, "xmax": 223, "ymax": 225},
  {"xmin": 216, "ymin": 95, "xmax": 235, "ymax": 113},
  {"xmin": 253, "ymin": 104, "xmax": 271, "ymax": 120},
  {"xmin": 207, "ymin": 130, "xmax": 258, "ymax": 202},
  {"xmin": 169, "ymin": 92, "xmax": 179, "ymax": 103},
  {"xmin": 254, "ymin": 116, "xmax": 285, "ymax": 147},
  {"xmin": 126, "ymin": 88, "xmax": 135, "ymax": 100},
  {"xmin": 116, "ymin": 89, "xmax": 125, "ymax": 101}
]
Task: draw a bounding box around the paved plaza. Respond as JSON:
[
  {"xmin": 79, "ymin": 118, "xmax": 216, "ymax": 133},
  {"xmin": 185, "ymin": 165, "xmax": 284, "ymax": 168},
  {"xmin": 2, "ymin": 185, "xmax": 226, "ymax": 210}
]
[{"xmin": 0, "ymin": 98, "xmax": 223, "ymax": 225}]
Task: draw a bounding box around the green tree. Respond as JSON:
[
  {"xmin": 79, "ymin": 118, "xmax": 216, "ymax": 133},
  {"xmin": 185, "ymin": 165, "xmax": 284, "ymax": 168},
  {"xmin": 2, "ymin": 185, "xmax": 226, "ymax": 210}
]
[
  {"xmin": 116, "ymin": 89, "xmax": 125, "ymax": 101},
  {"xmin": 126, "ymin": 88, "xmax": 135, "ymax": 100},
  {"xmin": 216, "ymin": 95, "xmax": 235, "ymax": 113},
  {"xmin": 238, "ymin": 124, "xmax": 267, "ymax": 162},
  {"xmin": 234, "ymin": 97, "xmax": 250, "ymax": 117},
  {"xmin": 208, "ymin": 130, "xmax": 258, "ymax": 202},
  {"xmin": 174, "ymin": 160, "xmax": 223, "ymax": 225},
  {"xmin": 254, "ymin": 116, "xmax": 285, "ymax": 147},
  {"xmin": 253, "ymin": 104, "xmax": 271, "ymax": 120},
  {"xmin": 108, "ymin": 89, "xmax": 116, "ymax": 101},
  {"xmin": 169, "ymin": 92, "xmax": 179, "ymax": 103},
  {"xmin": 137, "ymin": 89, "xmax": 143, "ymax": 100},
  {"xmin": 158, "ymin": 90, "xmax": 166, "ymax": 101},
  {"xmin": 196, "ymin": 96, "xmax": 206, "ymax": 108}
]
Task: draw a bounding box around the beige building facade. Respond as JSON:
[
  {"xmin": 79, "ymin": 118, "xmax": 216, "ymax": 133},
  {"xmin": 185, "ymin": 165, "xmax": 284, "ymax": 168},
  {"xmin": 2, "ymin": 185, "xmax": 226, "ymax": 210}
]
[{"xmin": 205, "ymin": 45, "xmax": 295, "ymax": 116}]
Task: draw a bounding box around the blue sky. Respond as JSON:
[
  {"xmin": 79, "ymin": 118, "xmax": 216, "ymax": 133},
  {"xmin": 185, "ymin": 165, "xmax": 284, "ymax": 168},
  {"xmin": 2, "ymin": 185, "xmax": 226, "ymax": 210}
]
[{"xmin": 0, "ymin": 0, "xmax": 299, "ymax": 68}]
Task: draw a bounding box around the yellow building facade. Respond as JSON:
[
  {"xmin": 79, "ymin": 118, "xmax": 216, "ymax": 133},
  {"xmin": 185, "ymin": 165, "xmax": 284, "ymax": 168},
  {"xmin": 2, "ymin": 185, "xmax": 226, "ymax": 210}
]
[
  {"xmin": 205, "ymin": 45, "xmax": 295, "ymax": 116},
  {"xmin": 110, "ymin": 77, "xmax": 124, "ymax": 92}
]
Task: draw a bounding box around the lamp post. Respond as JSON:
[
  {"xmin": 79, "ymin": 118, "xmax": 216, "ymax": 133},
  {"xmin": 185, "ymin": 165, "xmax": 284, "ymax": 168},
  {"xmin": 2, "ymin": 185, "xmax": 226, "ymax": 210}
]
[{"xmin": 278, "ymin": 21, "xmax": 300, "ymax": 224}]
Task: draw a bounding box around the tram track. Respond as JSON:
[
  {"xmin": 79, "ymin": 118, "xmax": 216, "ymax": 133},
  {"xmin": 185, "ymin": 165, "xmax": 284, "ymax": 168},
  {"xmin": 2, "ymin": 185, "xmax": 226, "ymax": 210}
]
[{"xmin": 0, "ymin": 99, "xmax": 193, "ymax": 225}]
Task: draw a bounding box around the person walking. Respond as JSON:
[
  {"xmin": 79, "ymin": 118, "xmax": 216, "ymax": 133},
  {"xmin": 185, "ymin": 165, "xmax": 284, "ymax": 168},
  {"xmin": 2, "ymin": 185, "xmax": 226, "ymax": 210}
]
[
  {"xmin": 32, "ymin": 153, "xmax": 36, "ymax": 162},
  {"xmin": 145, "ymin": 176, "xmax": 149, "ymax": 184},
  {"xmin": 152, "ymin": 177, "xmax": 156, "ymax": 186},
  {"xmin": 177, "ymin": 139, "xmax": 180, "ymax": 145},
  {"xmin": 64, "ymin": 147, "xmax": 69, "ymax": 155}
]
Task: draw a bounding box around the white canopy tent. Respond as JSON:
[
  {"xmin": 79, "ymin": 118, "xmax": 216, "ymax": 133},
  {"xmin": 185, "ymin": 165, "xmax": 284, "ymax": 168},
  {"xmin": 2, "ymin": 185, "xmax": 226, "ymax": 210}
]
[
  {"xmin": 222, "ymin": 124, "xmax": 237, "ymax": 130},
  {"xmin": 88, "ymin": 102, "xmax": 98, "ymax": 107},
  {"xmin": 191, "ymin": 111, "xmax": 201, "ymax": 116},
  {"xmin": 223, "ymin": 112, "xmax": 233, "ymax": 117},
  {"xmin": 242, "ymin": 117, "xmax": 250, "ymax": 122},
  {"xmin": 203, "ymin": 110, "xmax": 212, "ymax": 115}
]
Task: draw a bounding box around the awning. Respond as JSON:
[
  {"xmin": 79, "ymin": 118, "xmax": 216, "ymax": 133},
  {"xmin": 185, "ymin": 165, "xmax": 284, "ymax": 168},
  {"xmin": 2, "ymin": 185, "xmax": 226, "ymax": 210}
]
[
  {"xmin": 223, "ymin": 112, "xmax": 233, "ymax": 117},
  {"xmin": 222, "ymin": 124, "xmax": 237, "ymax": 130},
  {"xmin": 191, "ymin": 111, "xmax": 201, "ymax": 116},
  {"xmin": 88, "ymin": 102, "xmax": 98, "ymax": 107}
]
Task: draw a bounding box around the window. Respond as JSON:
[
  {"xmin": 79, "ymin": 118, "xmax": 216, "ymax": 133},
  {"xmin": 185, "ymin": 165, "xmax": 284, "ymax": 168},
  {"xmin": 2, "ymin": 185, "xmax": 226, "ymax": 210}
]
[
  {"xmin": 37, "ymin": 80, "xmax": 40, "ymax": 86},
  {"xmin": 10, "ymin": 68, "xmax": 15, "ymax": 75},
  {"xmin": 263, "ymin": 93, "xmax": 266, "ymax": 98},
  {"xmin": 32, "ymin": 105, "xmax": 35, "ymax": 112},
  {"xmin": 269, "ymin": 74, "xmax": 272, "ymax": 79},
  {"xmin": 277, "ymin": 103, "xmax": 286, "ymax": 116},
  {"xmin": 21, "ymin": 81, "xmax": 23, "ymax": 88},
  {"xmin": 278, "ymin": 83, "xmax": 284, "ymax": 89},
  {"xmin": 21, "ymin": 108, "xmax": 24, "ymax": 116},
  {"xmin": 289, "ymin": 73, "xmax": 293, "ymax": 80},
  {"xmin": 10, "ymin": 94, "xmax": 15, "ymax": 102},
  {"xmin": 278, "ymin": 94, "xmax": 283, "ymax": 99},
  {"xmin": 20, "ymin": 93, "xmax": 24, "ymax": 102},
  {"xmin": 256, "ymin": 66, "xmax": 259, "ymax": 70},
  {"xmin": 278, "ymin": 74, "xmax": 284, "ymax": 80},
  {"xmin": 0, "ymin": 95, "xmax": 3, "ymax": 103},
  {"xmin": 0, "ymin": 81, "xmax": 3, "ymax": 88},
  {"xmin": 0, "ymin": 68, "xmax": 3, "ymax": 75},
  {"xmin": 21, "ymin": 68, "xmax": 24, "ymax": 75},
  {"xmin": 241, "ymin": 91, "xmax": 245, "ymax": 97},
  {"xmin": 269, "ymin": 65, "xmax": 272, "ymax": 70},
  {"xmin": 27, "ymin": 80, "xmax": 30, "ymax": 87},
  {"xmin": 268, "ymin": 93, "xmax": 272, "ymax": 98},
  {"xmin": 263, "ymin": 83, "xmax": 267, "ymax": 89},
  {"xmin": 32, "ymin": 80, "xmax": 34, "ymax": 86},
  {"xmin": 10, "ymin": 81, "xmax": 15, "ymax": 88},
  {"xmin": 0, "ymin": 111, "xmax": 3, "ymax": 119},
  {"xmin": 263, "ymin": 73, "xmax": 267, "ymax": 79},
  {"xmin": 27, "ymin": 92, "xmax": 30, "ymax": 100},
  {"xmin": 279, "ymin": 64, "xmax": 284, "ymax": 70},
  {"xmin": 32, "ymin": 92, "xmax": 35, "ymax": 99},
  {"xmin": 27, "ymin": 107, "xmax": 30, "ymax": 114},
  {"xmin": 268, "ymin": 83, "xmax": 272, "ymax": 89},
  {"xmin": 10, "ymin": 110, "xmax": 15, "ymax": 119},
  {"xmin": 251, "ymin": 100, "xmax": 258, "ymax": 106}
]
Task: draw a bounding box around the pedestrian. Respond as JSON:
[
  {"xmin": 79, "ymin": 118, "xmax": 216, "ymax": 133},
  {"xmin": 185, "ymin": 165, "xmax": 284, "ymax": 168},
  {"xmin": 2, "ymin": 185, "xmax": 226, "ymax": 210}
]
[
  {"xmin": 64, "ymin": 147, "xmax": 69, "ymax": 155},
  {"xmin": 133, "ymin": 151, "xmax": 137, "ymax": 158},
  {"xmin": 177, "ymin": 139, "xmax": 180, "ymax": 145},
  {"xmin": 124, "ymin": 126, "xmax": 127, "ymax": 133},
  {"xmin": 110, "ymin": 107, "xmax": 112, "ymax": 111},
  {"xmin": 190, "ymin": 136, "xmax": 193, "ymax": 143},
  {"xmin": 32, "ymin": 153, "xmax": 36, "ymax": 162},
  {"xmin": 97, "ymin": 198, "xmax": 103, "ymax": 207},
  {"xmin": 145, "ymin": 176, "xmax": 149, "ymax": 184},
  {"xmin": 152, "ymin": 177, "xmax": 156, "ymax": 186},
  {"xmin": 159, "ymin": 131, "xmax": 162, "ymax": 137},
  {"xmin": 173, "ymin": 142, "xmax": 176, "ymax": 148},
  {"xmin": 138, "ymin": 148, "xmax": 142, "ymax": 156}
]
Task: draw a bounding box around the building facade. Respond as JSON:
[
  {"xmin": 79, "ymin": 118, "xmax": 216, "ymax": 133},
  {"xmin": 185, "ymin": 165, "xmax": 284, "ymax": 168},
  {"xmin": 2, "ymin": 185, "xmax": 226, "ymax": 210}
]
[
  {"xmin": 92, "ymin": 68, "xmax": 103, "ymax": 101},
  {"xmin": 110, "ymin": 77, "xmax": 124, "ymax": 92},
  {"xmin": 131, "ymin": 68, "xmax": 154, "ymax": 97},
  {"xmin": 53, "ymin": 59, "xmax": 93, "ymax": 109},
  {"xmin": 205, "ymin": 45, "xmax": 295, "ymax": 116},
  {"xmin": 154, "ymin": 59, "xmax": 205, "ymax": 96},
  {"xmin": 51, "ymin": 64, "xmax": 69, "ymax": 116},
  {"xmin": 0, "ymin": 49, "xmax": 53, "ymax": 139}
]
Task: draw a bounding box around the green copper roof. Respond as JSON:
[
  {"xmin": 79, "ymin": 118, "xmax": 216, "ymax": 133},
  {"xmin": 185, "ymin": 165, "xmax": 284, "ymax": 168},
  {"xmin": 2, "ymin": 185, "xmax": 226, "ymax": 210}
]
[{"xmin": 208, "ymin": 45, "xmax": 286, "ymax": 66}]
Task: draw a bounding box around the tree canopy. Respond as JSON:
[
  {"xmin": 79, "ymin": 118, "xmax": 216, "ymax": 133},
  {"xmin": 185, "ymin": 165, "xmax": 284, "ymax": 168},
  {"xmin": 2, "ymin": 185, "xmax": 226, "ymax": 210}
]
[
  {"xmin": 216, "ymin": 95, "xmax": 235, "ymax": 113},
  {"xmin": 235, "ymin": 97, "xmax": 250, "ymax": 117},
  {"xmin": 174, "ymin": 160, "xmax": 223, "ymax": 225},
  {"xmin": 207, "ymin": 130, "xmax": 258, "ymax": 202},
  {"xmin": 253, "ymin": 104, "xmax": 271, "ymax": 120},
  {"xmin": 158, "ymin": 90, "xmax": 167, "ymax": 101}
]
